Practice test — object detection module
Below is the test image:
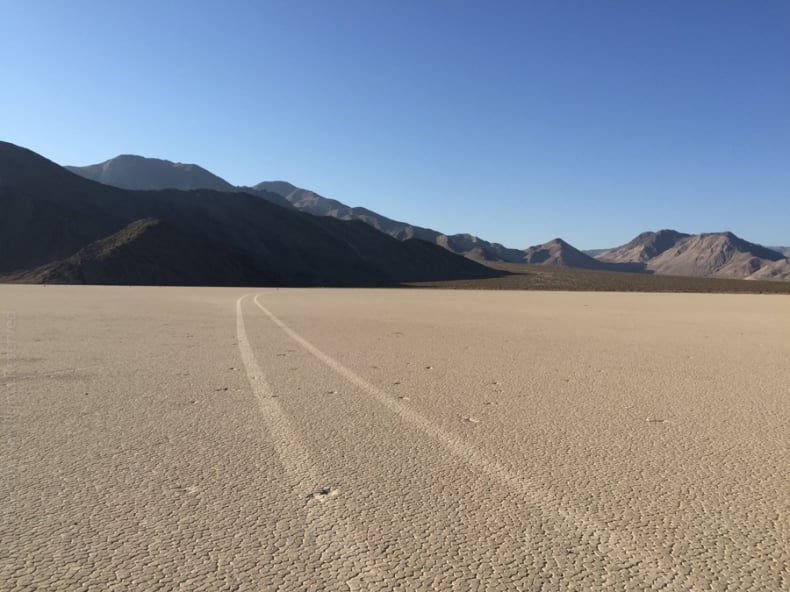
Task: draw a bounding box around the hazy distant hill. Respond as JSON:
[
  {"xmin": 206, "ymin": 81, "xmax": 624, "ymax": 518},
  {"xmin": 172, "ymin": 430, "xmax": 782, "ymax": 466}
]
[
  {"xmin": 67, "ymin": 155, "xmax": 294, "ymax": 210},
  {"xmin": 769, "ymin": 246, "xmax": 790, "ymax": 258},
  {"xmin": 1, "ymin": 142, "xmax": 502, "ymax": 286},
  {"xmin": 597, "ymin": 230, "xmax": 790, "ymax": 280},
  {"xmin": 67, "ymin": 155, "xmax": 236, "ymax": 191}
]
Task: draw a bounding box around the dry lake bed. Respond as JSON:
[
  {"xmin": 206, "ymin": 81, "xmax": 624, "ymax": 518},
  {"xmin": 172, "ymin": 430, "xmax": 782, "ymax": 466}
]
[{"xmin": 2, "ymin": 285, "xmax": 788, "ymax": 591}]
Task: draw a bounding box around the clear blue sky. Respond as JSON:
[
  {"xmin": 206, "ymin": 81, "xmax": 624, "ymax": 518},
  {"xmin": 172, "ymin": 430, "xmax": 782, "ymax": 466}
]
[{"xmin": 2, "ymin": 1, "xmax": 788, "ymax": 249}]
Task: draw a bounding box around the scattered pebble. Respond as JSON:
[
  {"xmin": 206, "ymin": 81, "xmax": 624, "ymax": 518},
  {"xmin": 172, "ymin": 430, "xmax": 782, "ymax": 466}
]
[
  {"xmin": 464, "ymin": 416, "xmax": 480, "ymax": 423},
  {"xmin": 425, "ymin": 365, "xmax": 433, "ymax": 370},
  {"xmin": 398, "ymin": 396, "xmax": 411, "ymax": 401},
  {"xmin": 308, "ymin": 487, "xmax": 339, "ymax": 502}
]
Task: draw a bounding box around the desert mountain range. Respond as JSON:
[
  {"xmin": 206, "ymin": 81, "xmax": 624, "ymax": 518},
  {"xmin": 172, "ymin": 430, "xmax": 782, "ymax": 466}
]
[
  {"xmin": 0, "ymin": 142, "xmax": 501, "ymax": 286},
  {"xmin": 596, "ymin": 230, "xmax": 790, "ymax": 280},
  {"xmin": 66, "ymin": 153, "xmax": 789, "ymax": 281}
]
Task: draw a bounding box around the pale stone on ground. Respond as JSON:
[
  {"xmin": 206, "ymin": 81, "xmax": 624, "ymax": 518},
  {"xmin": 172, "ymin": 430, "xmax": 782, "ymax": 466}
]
[{"xmin": 2, "ymin": 286, "xmax": 788, "ymax": 590}]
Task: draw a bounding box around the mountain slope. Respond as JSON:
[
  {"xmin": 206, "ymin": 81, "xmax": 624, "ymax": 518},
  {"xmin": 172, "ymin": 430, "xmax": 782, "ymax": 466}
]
[
  {"xmin": 597, "ymin": 230, "xmax": 787, "ymax": 279},
  {"xmin": 69, "ymin": 160, "xmax": 566, "ymax": 264},
  {"xmin": 596, "ymin": 230, "xmax": 691, "ymax": 263},
  {"xmin": 254, "ymin": 181, "xmax": 349, "ymax": 216},
  {"xmin": 8, "ymin": 217, "xmax": 273, "ymax": 286},
  {"xmin": 746, "ymin": 258, "xmax": 790, "ymax": 281},
  {"xmin": 254, "ymin": 182, "xmax": 531, "ymax": 261},
  {"xmin": 1, "ymin": 142, "xmax": 502, "ymax": 286}
]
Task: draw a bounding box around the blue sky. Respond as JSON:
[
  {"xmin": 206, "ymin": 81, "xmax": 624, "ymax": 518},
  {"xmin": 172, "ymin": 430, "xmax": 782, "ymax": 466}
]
[{"xmin": 2, "ymin": 1, "xmax": 788, "ymax": 249}]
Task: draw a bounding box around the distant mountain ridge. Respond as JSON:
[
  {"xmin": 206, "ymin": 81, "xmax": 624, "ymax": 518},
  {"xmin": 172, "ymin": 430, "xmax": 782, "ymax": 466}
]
[
  {"xmin": 597, "ymin": 230, "xmax": 790, "ymax": 280},
  {"xmin": 597, "ymin": 230, "xmax": 692, "ymax": 263},
  {"xmin": 64, "ymin": 153, "xmax": 788, "ymax": 281},
  {"xmin": 254, "ymin": 180, "xmax": 529, "ymax": 262},
  {"xmin": 1, "ymin": 142, "xmax": 502, "ymax": 286}
]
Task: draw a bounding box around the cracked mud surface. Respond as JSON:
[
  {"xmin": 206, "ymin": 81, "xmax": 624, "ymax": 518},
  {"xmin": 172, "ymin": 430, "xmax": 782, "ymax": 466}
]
[{"xmin": 2, "ymin": 286, "xmax": 788, "ymax": 590}]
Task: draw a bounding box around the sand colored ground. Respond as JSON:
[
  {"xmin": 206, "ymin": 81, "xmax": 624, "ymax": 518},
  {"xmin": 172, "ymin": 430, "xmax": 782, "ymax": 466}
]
[{"xmin": 2, "ymin": 285, "xmax": 788, "ymax": 591}]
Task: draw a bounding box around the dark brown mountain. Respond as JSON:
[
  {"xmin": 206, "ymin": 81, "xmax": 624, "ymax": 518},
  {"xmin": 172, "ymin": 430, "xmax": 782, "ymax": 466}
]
[
  {"xmin": 596, "ymin": 230, "xmax": 789, "ymax": 279},
  {"xmin": 5, "ymin": 218, "xmax": 273, "ymax": 286},
  {"xmin": 0, "ymin": 142, "xmax": 503, "ymax": 286}
]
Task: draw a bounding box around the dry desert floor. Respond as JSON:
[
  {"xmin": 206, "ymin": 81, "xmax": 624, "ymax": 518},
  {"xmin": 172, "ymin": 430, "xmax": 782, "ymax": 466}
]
[{"xmin": 2, "ymin": 286, "xmax": 788, "ymax": 591}]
